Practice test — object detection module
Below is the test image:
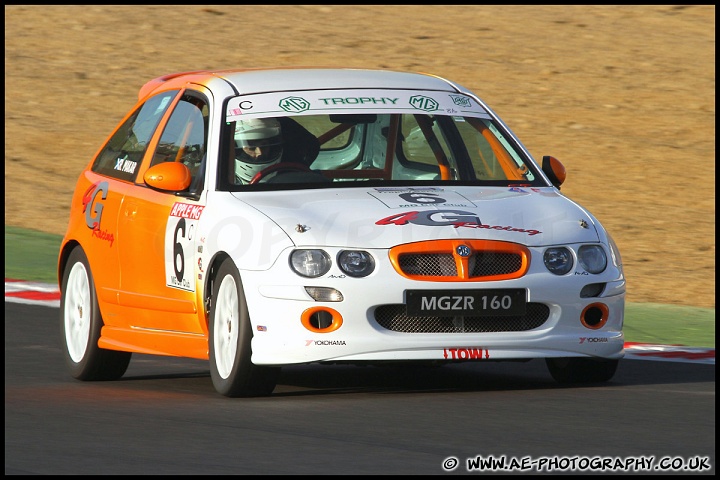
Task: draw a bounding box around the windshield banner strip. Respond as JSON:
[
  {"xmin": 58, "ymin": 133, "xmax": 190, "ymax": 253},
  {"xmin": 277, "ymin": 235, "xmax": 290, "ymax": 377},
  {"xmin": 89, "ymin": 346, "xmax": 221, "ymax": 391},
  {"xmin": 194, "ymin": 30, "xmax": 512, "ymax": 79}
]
[{"xmin": 226, "ymin": 89, "xmax": 491, "ymax": 121}]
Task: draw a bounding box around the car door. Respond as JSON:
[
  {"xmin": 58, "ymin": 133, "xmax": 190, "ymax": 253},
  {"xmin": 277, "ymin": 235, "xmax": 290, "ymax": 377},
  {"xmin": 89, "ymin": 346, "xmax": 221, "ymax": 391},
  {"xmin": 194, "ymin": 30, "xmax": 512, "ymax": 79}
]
[
  {"xmin": 84, "ymin": 90, "xmax": 179, "ymax": 328},
  {"xmin": 115, "ymin": 90, "xmax": 210, "ymax": 334}
]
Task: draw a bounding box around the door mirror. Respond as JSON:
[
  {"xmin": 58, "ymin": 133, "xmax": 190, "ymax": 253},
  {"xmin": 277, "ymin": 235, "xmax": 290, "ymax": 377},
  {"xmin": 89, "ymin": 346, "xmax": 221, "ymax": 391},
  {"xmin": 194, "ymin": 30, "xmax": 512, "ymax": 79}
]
[
  {"xmin": 542, "ymin": 155, "xmax": 566, "ymax": 189},
  {"xmin": 144, "ymin": 162, "xmax": 192, "ymax": 191}
]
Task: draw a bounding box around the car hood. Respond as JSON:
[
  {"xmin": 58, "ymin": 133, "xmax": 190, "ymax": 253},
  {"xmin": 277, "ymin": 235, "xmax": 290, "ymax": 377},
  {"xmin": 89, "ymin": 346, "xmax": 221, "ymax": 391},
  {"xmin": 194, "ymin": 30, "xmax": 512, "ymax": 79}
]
[{"xmin": 232, "ymin": 186, "xmax": 601, "ymax": 248}]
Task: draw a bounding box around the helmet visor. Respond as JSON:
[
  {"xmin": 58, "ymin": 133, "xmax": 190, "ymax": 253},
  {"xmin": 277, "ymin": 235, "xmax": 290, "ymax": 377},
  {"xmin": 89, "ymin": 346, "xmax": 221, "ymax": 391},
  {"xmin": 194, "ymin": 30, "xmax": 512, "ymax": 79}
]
[{"xmin": 235, "ymin": 137, "xmax": 283, "ymax": 165}]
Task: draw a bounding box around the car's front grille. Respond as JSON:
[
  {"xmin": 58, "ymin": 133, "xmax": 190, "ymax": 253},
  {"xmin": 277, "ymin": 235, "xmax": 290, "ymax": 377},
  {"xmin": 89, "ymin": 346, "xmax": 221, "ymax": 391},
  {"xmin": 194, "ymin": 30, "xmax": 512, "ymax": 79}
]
[
  {"xmin": 374, "ymin": 303, "xmax": 550, "ymax": 333},
  {"xmin": 398, "ymin": 252, "xmax": 522, "ymax": 277},
  {"xmin": 389, "ymin": 239, "xmax": 530, "ymax": 282}
]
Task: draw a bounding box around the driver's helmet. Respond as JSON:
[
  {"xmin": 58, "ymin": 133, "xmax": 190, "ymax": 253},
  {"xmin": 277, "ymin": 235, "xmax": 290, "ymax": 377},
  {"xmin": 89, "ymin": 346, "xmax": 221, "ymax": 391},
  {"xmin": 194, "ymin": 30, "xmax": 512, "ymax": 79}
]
[{"xmin": 234, "ymin": 117, "xmax": 283, "ymax": 183}]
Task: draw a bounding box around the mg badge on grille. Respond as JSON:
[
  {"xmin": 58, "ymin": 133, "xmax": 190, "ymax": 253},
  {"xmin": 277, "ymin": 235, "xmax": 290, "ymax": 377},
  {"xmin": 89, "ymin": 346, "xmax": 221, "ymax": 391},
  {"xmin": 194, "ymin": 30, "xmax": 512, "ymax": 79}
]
[{"xmin": 456, "ymin": 244, "xmax": 471, "ymax": 257}]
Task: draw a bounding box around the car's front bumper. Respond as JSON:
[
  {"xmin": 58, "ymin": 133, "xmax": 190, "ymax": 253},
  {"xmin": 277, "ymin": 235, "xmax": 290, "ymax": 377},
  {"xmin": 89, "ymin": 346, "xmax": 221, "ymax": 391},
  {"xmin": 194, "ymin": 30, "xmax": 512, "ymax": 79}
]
[{"xmin": 241, "ymin": 253, "xmax": 626, "ymax": 365}]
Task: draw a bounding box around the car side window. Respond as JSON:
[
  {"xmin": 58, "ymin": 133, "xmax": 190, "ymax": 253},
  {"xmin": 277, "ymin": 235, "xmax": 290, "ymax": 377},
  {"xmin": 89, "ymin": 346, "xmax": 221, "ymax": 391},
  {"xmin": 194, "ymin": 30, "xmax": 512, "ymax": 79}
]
[
  {"xmin": 92, "ymin": 91, "xmax": 179, "ymax": 182},
  {"xmin": 150, "ymin": 93, "xmax": 209, "ymax": 193}
]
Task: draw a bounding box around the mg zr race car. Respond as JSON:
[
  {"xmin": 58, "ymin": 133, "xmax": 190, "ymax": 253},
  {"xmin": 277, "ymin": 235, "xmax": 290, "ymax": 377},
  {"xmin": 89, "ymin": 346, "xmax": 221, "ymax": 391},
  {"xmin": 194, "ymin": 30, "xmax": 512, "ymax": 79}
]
[{"xmin": 58, "ymin": 67, "xmax": 625, "ymax": 397}]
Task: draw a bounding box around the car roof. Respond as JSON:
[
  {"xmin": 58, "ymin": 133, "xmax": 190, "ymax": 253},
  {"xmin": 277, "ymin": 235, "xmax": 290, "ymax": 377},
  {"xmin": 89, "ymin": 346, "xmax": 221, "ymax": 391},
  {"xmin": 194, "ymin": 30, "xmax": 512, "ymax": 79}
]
[{"xmin": 138, "ymin": 67, "xmax": 464, "ymax": 100}]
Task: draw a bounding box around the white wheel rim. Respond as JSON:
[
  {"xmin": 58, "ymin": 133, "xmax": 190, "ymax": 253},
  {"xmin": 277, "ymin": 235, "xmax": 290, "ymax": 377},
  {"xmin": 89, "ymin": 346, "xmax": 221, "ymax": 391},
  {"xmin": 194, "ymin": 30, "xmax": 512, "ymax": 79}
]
[
  {"xmin": 213, "ymin": 274, "xmax": 239, "ymax": 379},
  {"xmin": 64, "ymin": 262, "xmax": 92, "ymax": 363}
]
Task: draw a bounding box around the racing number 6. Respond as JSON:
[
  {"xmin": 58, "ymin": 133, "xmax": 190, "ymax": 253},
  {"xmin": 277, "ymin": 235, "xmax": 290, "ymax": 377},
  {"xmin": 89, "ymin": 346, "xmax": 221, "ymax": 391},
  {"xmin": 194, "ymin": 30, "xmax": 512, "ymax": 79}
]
[
  {"xmin": 398, "ymin": 192, "xmax": 446, "ymax": 204},
  {"xmin": 173, "ymin": 218, "xmax": 186, "ymax": 283}
]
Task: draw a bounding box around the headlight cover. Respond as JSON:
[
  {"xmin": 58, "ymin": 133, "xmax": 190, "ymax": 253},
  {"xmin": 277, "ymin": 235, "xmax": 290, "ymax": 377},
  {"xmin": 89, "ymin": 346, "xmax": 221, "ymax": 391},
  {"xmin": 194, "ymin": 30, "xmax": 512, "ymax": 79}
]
[
  {"xmin": 290, "ymin": 249, "xmax": 331, "ymax": 278},
  {"xmin": 543, "ymin": 247, "xmax": 573, "ymax": 275},
  {"xmin": 607, "ymin": 233, "xmax": 623, "ymax": 267},
  {"xmin": 578, "ymin": 245, "xmax": 607, "ymax": 274},
  {"xmin": 337, "ymin": 250, "xmax": 375, "ymax": 277}
]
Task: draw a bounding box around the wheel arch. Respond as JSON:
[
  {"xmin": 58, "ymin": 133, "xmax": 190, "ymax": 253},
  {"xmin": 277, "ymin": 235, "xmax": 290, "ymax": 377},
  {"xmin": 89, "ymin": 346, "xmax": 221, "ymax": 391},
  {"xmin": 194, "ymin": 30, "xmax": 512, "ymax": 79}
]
[
  {"xmin": 203, "ymin": 250, "xmax": 233, "ymax": 329},
  {"xmin": 57, "ymin": 239, "xmax": 81, "ymax": 289}
]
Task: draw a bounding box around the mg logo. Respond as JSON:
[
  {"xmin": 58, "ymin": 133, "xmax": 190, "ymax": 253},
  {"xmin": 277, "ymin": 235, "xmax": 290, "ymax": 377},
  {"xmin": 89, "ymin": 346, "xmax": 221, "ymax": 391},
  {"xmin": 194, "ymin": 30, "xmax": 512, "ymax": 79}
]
[
  {"xmin": 450, "ymin": 95, "xmax": 472, "ymax": 107},
  {"xmin": 279, "ymin": 97, "xmax": 310, "ymax": 112},
  {"xmin": 409, "ymin": 95, "xmax": 439, "ymax": 112},
  {"xmin": 456, "ymin": 245, "xmax": 471, "ymax": 257}
]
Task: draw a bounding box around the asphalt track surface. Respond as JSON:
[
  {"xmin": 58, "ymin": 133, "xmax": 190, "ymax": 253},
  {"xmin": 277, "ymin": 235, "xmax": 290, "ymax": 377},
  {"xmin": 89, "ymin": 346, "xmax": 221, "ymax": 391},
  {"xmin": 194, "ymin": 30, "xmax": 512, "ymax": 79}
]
[{"xmin": 5, "ymin": 302, "xmax": 716, "ymax": 475}]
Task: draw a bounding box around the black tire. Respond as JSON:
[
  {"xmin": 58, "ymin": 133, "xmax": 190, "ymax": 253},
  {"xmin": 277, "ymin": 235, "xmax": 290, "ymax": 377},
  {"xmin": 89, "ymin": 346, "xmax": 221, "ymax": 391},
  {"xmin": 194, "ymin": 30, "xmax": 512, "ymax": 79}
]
[
  {"xmin": 209, "ymin": 258, "xmax": 280, "ymax": 397},
  {"xmin": 60, "ymin": 246, "xmax": 131, "ymax": 381},
  {"xmin": 546, "ymin": 357, "xmax": 619, "ymax": 384}
]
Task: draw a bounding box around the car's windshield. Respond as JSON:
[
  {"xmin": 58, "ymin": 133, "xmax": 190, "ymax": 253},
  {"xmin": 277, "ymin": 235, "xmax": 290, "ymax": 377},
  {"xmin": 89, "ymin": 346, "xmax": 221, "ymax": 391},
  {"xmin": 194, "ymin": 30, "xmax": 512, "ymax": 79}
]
[{"xmin": 221, "ymin": 89, "xmax": 543, "ymax": 188}]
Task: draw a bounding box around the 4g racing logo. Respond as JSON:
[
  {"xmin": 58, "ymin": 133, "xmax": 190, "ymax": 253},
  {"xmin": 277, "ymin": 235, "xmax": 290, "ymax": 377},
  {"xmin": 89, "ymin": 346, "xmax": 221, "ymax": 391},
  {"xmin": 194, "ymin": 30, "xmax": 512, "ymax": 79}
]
[
  {"xmin": 376, "ymin": 210, "xmax": 542, "ymax": 236},
  {"xmin": 82, "ymin": 181, "xmax": 114, "ymax": 247},
  {"xmin": 377, "ymin": 209, "xmax": 480, "ymax": 227}
]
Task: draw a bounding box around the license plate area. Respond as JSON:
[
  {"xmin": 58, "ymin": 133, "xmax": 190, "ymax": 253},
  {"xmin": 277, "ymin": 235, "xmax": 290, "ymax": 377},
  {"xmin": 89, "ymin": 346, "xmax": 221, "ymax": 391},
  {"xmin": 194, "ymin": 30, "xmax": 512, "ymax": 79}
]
[{"xmin": 405, "ymin": 289, "xmax": 527, "ymax": 317}]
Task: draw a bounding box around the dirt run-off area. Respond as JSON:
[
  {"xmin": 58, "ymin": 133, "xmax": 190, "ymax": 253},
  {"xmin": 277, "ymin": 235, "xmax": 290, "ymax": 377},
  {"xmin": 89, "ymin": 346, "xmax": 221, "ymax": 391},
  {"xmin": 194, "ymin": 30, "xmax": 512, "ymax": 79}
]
[{"xmin": 4, "ymin": 5, "xmax": 715, "ymax": 308}]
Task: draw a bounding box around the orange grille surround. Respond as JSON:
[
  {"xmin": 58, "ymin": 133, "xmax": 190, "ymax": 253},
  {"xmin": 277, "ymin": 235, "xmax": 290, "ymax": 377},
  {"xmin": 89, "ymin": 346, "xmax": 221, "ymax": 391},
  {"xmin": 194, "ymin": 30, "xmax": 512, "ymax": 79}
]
[{"xmin": 389, "ymin": 239, "xmax": 530, "ymax": 282}]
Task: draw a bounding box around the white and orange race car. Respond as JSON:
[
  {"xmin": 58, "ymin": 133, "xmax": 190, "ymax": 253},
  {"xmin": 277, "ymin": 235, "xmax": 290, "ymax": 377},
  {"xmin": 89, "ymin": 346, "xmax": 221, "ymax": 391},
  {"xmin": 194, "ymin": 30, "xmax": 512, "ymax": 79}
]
[{"xmin": 58, "ymin": 67, "xmax": 625, "ymax": 397}]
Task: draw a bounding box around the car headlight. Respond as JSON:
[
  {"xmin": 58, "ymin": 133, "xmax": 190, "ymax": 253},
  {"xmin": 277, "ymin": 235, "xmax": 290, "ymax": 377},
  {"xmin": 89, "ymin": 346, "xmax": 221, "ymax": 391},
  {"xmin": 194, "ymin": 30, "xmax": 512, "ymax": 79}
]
[
  {"xmin": 578, "ymin": 245, "xmax": 607, "ymax": 274},
  {"xmin": 290, "ymin": 249, "xmax": 331, "ymax": 278},
  {"xmin": 607, "ymin": 233, "xmax": 622, "ymax": 267},
  {"xmin": 337, "ymin": 250, "xmax": 375, "ymax": 277},
  {"xmin": 543, "ymin": 247, "xmax": 573, "ymax": 275}
]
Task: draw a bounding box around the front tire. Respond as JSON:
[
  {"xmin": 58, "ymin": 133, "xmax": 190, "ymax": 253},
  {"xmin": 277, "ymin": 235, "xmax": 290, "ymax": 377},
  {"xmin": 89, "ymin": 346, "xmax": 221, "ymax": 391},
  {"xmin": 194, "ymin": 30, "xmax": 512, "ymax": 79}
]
[
  {"xmin": 60, "ymin": 246, "xmax": 131, "ymax": 381},
  {"xmin": 209, "ymin": 258, "xmax": 280, "ymax": 397},
  {"xmin": 546, "ymin": 357, "xmax": 619, "ymax": 384}
]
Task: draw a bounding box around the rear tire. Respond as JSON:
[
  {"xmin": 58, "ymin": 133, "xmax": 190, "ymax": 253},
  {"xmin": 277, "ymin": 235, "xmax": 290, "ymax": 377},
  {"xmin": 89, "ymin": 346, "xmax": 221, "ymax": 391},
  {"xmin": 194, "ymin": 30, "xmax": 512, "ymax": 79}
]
[
  {"xmin": 546, "ymin": 357, "xmax": 619, "ymax": 384},
  {"xmin": 209, "ymin": 258, "xmax": 280, "ymax": 397},
  {"xmin": 60, "ymin": 246, "xmax": 131, "ymax": 381}
]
